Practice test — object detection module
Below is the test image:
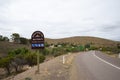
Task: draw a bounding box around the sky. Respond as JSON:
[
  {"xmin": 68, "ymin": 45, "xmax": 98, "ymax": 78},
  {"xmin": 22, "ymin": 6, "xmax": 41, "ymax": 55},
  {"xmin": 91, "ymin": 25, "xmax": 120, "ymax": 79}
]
[{"xmin": 0, "ymin": 0, "xmax": 120, "ymax": 41}]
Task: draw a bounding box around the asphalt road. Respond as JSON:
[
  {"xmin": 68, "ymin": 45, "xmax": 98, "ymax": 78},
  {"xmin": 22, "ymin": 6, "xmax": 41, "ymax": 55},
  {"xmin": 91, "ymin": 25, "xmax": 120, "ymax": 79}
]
[{"xmin": 72, "ymin": 51, "xmax": 120, "ymax": 80}]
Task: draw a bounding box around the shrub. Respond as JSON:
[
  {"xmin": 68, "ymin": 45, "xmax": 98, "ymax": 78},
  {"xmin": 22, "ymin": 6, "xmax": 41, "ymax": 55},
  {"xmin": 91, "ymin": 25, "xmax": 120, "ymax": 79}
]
[
  {"xmin": 0, "ymin": 56, "xmax": 13, "ymax": 75},
  {"xmin": 24, "ymin": 52, "xmax": 45, "ymax": 66},
  {"xmin": 85, "ymin": 44, "xmax": 90, "ymax": 49}
]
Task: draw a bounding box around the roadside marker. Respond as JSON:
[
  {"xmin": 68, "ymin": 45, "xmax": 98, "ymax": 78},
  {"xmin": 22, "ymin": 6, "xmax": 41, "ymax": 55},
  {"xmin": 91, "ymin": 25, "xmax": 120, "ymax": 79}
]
[{"xmin": 63, "ymin": 56, "xmax": 65, "ymax": 64}]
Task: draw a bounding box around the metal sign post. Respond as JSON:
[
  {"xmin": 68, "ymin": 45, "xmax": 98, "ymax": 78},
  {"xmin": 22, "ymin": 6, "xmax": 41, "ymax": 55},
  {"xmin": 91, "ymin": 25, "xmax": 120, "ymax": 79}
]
[
  {"xmin": 37, "ymin": 50, "xmax": 40, "ymax": 73},
  {"xmin": 31, "ymin": 31, "xmax": 44, "ymax": 74}
]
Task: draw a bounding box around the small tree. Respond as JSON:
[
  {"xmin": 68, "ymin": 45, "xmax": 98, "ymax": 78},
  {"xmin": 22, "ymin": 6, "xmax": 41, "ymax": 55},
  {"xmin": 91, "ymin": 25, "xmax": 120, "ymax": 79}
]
[
  {"xmin": 11, "ymin": 55, "xmax": 27, "ymax": 72},
  {"xmin": 19, "ymin": 37, "xmax": 28, "ymax": 44},
  {"xmin": 25, "ymin": 52, "xmax": 45, "ymax": 66},
  {"xmin": 117, "ymin": 43, "xmax": 120, "ymax": 49},
  {"xmin": 45, "ymin": 42, "xmax": 50, "ymax": 47},
  {"xmin": 85, "ymin": 43, "xmax": 90, "ymax": 50},
  {"xmin": 3, "ymin": 37, "xmax": 9, "ymax": 41},
  {"xmin": 0, "ymin": 35, "xmax": 9, "ymax": 41},
  {"xmin": 0, "ymin": 56, "xmax": 13, "ymax": 75},
  {"xmin": 79, "ymin": 45, "xmax": 85, "ymax": 51},
  {"xmin": 0, "ymin": 35, "xmax": 2, "ymax": 41},
  {"xmin": 11, "ymin": 33, "xmax": 20, "ymax": 43}
]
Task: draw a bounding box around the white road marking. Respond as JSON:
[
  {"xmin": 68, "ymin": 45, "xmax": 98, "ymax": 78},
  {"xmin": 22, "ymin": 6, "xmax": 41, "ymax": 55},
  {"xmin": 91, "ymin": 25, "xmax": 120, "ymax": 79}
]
[{"xmin": 93, "ymin": 52, "xmax": 120, "ymax": 70}]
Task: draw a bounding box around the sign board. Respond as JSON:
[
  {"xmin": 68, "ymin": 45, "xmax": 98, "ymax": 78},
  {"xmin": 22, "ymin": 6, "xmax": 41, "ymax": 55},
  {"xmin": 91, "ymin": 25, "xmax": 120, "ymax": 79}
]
[{"xmin": 31, "ymin": 31, "xmax": 44, "ymax": 49}]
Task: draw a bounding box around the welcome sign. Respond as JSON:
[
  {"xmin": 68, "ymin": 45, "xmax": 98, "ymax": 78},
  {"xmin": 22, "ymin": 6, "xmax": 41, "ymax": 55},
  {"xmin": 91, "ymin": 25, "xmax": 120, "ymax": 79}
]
[{"xmin": 31, "ymin": 31, "xmax": 44, "ymax": 49}]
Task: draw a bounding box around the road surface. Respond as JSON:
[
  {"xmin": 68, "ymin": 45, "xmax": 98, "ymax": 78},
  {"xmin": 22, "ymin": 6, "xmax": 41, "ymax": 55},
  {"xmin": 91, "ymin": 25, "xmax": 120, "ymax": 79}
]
[{"xmin": 71, "ymin": 51, "xmax": 120, "ymax": 80}]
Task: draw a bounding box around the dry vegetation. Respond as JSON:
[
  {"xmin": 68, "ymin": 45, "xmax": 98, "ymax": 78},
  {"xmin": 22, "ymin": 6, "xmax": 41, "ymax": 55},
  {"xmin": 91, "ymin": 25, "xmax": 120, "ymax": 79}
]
[
  {"xmin": 0, "ymin": 36, "xmax": 119, "ymax": 57},
  {"xmin": 0, "ymin": 36, "xmax": 120, "ymax": 79},
  {"xmin": 45, "ymin": 36, "xmax": 119, "ymax": 47},
  {"xmin": 0, "ymin": 41, "xmax": 30, "ymax": 57}
]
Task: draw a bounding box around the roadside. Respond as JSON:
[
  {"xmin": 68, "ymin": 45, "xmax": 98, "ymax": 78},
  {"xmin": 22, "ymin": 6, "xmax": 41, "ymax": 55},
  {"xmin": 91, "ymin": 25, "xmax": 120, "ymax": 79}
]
[
  {"xmin": 3, "ymin": 53, "xmax": 76, "ymax": 80},
  {"xmin": 101, "ymin": 51, "xmax": 118, "ymax": 58}
]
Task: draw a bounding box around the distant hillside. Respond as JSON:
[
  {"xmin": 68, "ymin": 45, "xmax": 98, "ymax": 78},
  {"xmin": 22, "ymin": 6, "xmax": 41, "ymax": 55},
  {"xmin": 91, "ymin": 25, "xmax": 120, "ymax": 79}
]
[
  {"xmin": 0, "ymin": 36, "xmax": 119, "ymax": 57},
  {"xmin": 45, "ymin": 36, "xmax": 119, "ymax": 47},
  {"xmin": 0, "ymin": 41, "xmax": 30, "ymax": 57}
]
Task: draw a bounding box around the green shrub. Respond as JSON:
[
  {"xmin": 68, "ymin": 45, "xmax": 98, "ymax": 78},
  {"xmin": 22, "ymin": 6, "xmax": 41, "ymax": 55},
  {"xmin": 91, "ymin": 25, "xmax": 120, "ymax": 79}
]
[
  {"xmin": 24, "ymin": 52, "xmax": 45, "ymax": 66},
  {"xmin": 0, "ymin": 56, "xmax": 13, "ymax": 75},
  {"xmin": 89, "ymin": 46, "xmax": 98, "ymax": 50},
  {"xmin": 85, "ymin": 44, "xmax": 90, "ymax": 49}
]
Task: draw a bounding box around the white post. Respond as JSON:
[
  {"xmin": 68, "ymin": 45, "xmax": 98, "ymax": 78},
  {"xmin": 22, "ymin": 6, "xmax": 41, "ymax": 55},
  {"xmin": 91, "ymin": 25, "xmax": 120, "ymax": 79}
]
[
  {"xmin": 63, "ymin": 56, "xmax": 65, "ymax": 64},
  {"xmin": 119, "ymin": 53, "xmax": 120, "ymax": 58}
]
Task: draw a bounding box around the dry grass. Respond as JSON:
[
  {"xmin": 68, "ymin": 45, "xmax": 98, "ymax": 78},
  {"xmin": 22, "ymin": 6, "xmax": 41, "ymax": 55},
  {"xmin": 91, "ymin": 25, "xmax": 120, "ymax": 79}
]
[
  {"xmin": 0, "ymin": 41, "xmax": 30, "ymax": 57},
  {"xmin": 45, "ymin": 36, "xmax": 119, "ymax": 47},
  {"xmin": 0, "ymin": 36, "xmax": 119, "ymax": 56}
]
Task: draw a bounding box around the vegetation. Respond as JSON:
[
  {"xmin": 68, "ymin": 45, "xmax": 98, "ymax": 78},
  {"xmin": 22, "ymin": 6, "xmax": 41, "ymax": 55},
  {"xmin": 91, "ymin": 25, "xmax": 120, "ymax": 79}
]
[
  {"xmin": 0, "ymin": 35, "xmax": 9, "ymax": 41},
  {"xmin": 11, "ymin": 33, "xmax": 29, "ymax": 44},
  {"xmin": 19, "ymin": 37, "xmax": 29, "ymax": 44},
  {"xmin": 0, "ymin": 34, "xmax": 120, "ymax": 79},
  {"xmin": 0, "ymin": 47, "xmax": 45, "ymax": 78},
  {"xmin": 0, "ymin": 56, "xmax": 13, "ymax": 74},
  {"xmin": 11, "ymin": 33, "xmax": 20, "ymax": 43}
]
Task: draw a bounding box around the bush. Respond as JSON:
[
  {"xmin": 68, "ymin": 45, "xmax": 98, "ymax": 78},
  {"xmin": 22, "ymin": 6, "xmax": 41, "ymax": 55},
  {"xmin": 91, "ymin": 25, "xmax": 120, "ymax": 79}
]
[
  {"xmin": 85, "ymin": 44, "xmax": 90, "ymax": 49},
  {"xmin": 89, "ymin": 46, "xmax": 98, "ymax": 50},
  {"xmin": 66, "ymin": 46, "xmax": 84, "ymax": 52},
  {"xmin": 6, "ymin": 47, "xmax": 45, "ymax": 74},
  {"xmin": 79, "ymin": 45, "xmax": 85, "ymax": 51},
  {"xmin": 19, "ymin": 37, "xmax": 28, "ymax": 44},
  {"xmin": 11, "ymin": 55, "xmax": 27, "ymax": 72},
  {"xmin": 51, "ymin": 47, "xmax": 66, "ymax": 57},
  {"xmin": 0, "ymin": 56, "xmax": 13, "ymax": 75},
  {"xmin": 25, "ymin": 52, "xmax": 45, "ymax": 66},
  {"xmin": 41, "ymin": 48, "xmax": 50, "ymax": 56},
  {"xmin": 117, "ymin": 43, "xmax": 120, "ymax": 49},
  {"xmin": 45, "ymin": 42, "xmax": 50, "ymax": 47},
  {"xmin": 8, "ymin": 48, "xmax": 29, "ymax": 56}
]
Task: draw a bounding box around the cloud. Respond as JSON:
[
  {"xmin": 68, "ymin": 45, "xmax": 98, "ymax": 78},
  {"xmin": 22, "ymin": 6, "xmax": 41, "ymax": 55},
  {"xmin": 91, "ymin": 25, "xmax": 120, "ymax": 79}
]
[{"xmin": 0, "ymin": 0, "xmax": 120, "ymax": 41}]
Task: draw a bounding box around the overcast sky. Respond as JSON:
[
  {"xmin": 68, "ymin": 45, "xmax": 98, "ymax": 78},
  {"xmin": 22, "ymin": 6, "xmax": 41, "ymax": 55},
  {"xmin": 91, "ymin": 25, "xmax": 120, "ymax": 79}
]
[{"xmin": 0, "ymin": 0, "xmax": 120, "ymax": 41}]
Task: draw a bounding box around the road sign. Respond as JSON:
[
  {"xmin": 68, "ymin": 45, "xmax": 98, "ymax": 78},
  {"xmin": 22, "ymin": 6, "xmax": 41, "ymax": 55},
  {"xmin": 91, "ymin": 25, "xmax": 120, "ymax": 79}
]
[{"xmin": 31, "ymin": 31, "xmax": 44, "ymax": 49}]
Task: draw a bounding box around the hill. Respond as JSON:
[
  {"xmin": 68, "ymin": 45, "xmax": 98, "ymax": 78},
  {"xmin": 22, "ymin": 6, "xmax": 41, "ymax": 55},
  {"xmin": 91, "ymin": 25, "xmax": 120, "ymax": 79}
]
[
  {"xmin": 0, "ymin": 36, "xmax": 119, "ymax": 57},
  {"xmin": 0, "ymin": 41, "xmax": 30, "ymax": 57},
  {"xmin": 45, "ymin": 36, "xmax": 119, "ymax": 47}
]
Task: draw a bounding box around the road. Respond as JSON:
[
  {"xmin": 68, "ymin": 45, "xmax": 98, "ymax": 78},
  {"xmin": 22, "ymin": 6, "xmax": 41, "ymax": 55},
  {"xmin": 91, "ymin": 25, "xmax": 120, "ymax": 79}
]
[{"xmin": 71, "ymin": 51, "xmax": 120, "ymax": 80}]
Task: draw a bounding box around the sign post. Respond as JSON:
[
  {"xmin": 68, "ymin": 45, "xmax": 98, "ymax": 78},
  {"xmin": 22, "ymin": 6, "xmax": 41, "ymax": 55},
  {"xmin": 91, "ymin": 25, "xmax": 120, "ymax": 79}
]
[{"xmin": 31, "ymin": 31, "xmax": 44, "ymax": 73}]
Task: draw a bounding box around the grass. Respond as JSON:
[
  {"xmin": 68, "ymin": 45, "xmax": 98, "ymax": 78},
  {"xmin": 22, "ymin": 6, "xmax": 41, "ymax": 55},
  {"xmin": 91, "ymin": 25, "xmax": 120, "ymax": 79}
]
[
  {"xmin": 102, "ymin": 51, "xmax": 119, "ymax": 58},
  {"xmin": 0, "ymin": 41, "xmax": 30, "ymax": 57},
  {"xmin": 45, "ymin": 36, "xmax": 119, "ymax": 48},
  {"xmin": 0, "ymin": 36, "xmax": 119, "ymax": 57}
]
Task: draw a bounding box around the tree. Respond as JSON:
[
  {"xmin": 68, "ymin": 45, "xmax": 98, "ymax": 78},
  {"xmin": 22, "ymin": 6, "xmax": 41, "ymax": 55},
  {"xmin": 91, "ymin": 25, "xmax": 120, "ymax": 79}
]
[
  {"xmin": 3, "ymin": 37, "xmax": 9, "ymax": 41},
  {"xmin": 25, "ymin": 52, "xmax": 45, "ymax": 66},
  {"xmin": 19, "ymin": 37, "xmax": 28, "ymax": 44},
  {"xmin": 0, "ymin": 56, "xmax": 13, "ymax": 75},
  {"xmin": 0, "ymin": 35, "xmax": 3, "ymax": 41},
  {"xmin": 117, "ymin": 43, "xmax": 120, "ymax": 49},
  {"xmin": 8, "ymin": 47, "xmax": 45, "ymax": 67},
  {"xmin": 85, "ymin": 44, "xmax": 90, "ymax": 49},
  {"xmin": 45, "ymin": 42, "xmax": 50, "ymax": 47},
  {"xmin": 11, "ymin": 55, "xmax": 27, "ymax": 72},
  {"xmin": 0, "ymin": 35, "xmax": 9, "ymax": 41},
  {"xmin": 11, "ymin": 33, "xmax": 20, "ymax": 43},
  {"xmin": 8, "ymin": 48, "xmax": 29, "ymax": 56},
  {"xmin": 79, "ymin": 45, "xmax": 85, "ymax": 51},
  {"xmin": 8, "ymin": 48, "xmax": 29, "ymax": 72}
]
